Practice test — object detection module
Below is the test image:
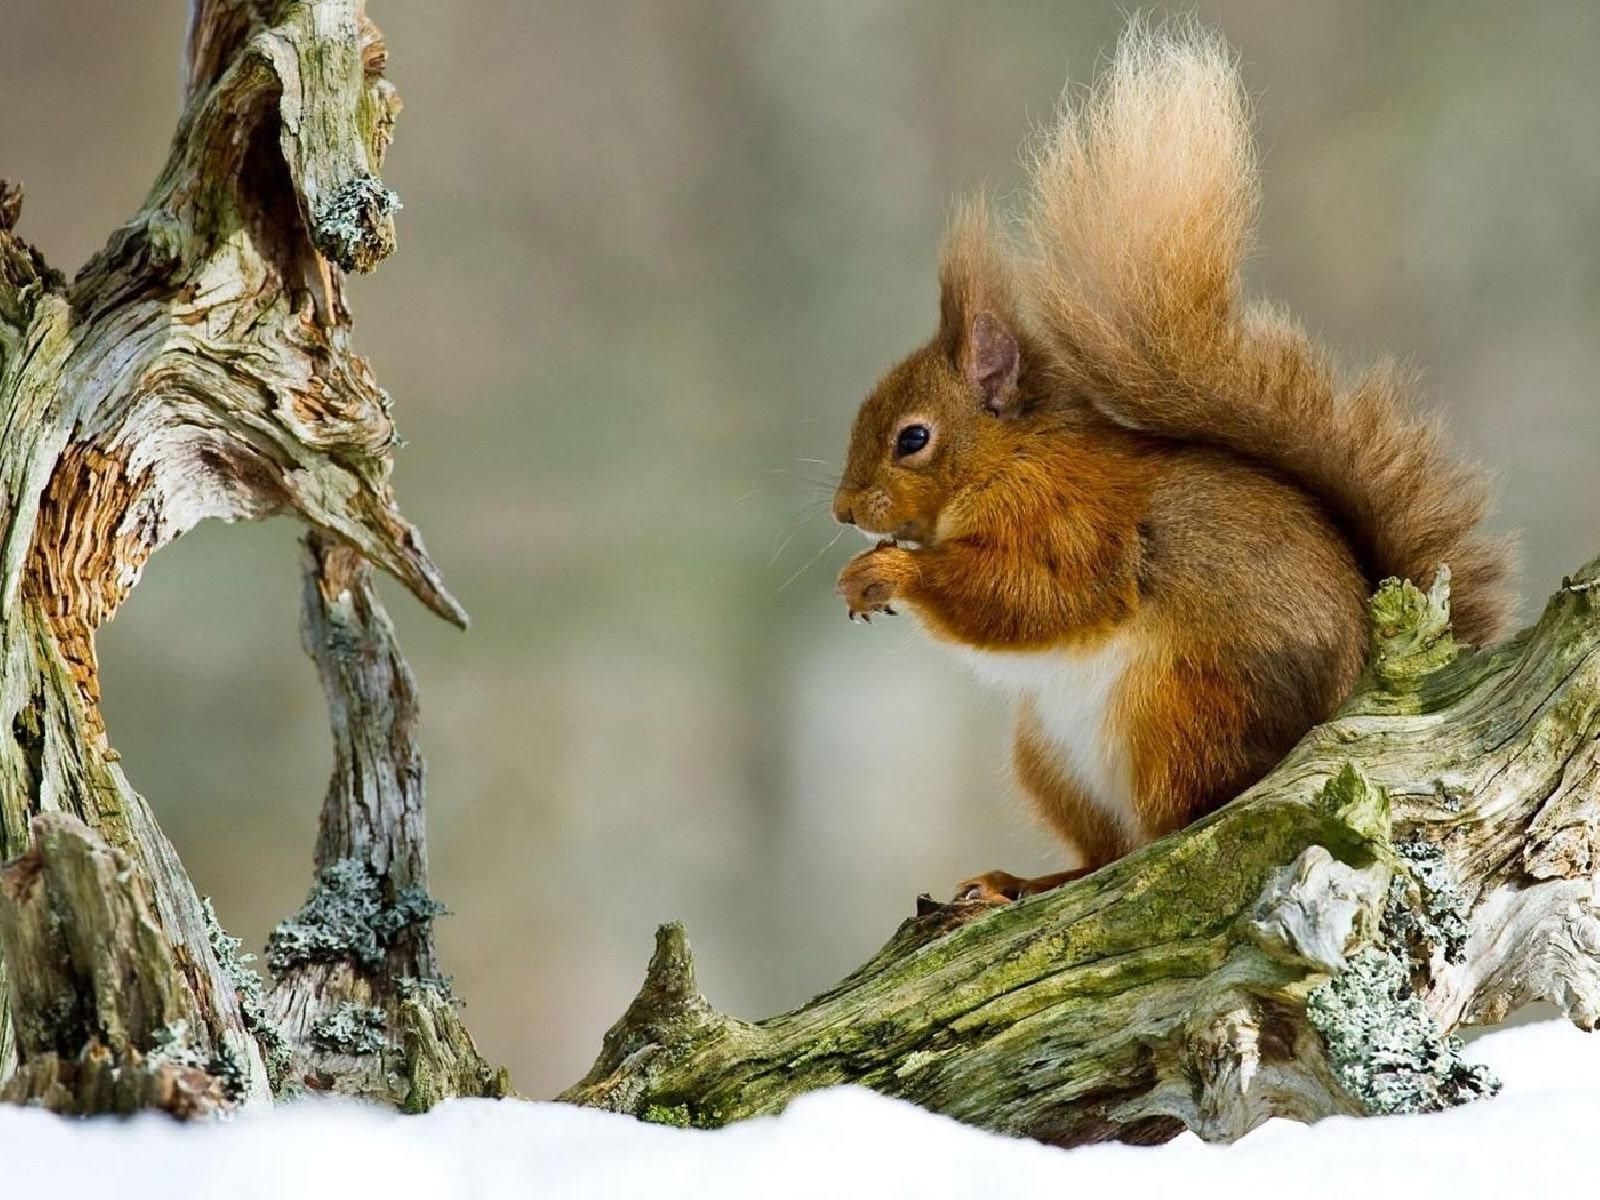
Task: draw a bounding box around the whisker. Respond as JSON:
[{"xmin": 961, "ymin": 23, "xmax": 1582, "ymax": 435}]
[
  {"xmin": 775, "ymin": 498, "xmax": 830, "ymax": 528},
  {"xmin": 760, "ymin": 464, "xmax": 843, "ymax": 490},
  {"xmin": 775, "ymin": 525, "xmax": 848, "ymax": 595},
  {"xmin": 768, "ymin": 501, "xmax": 832, "ymax": 560},
  {"xmin": 791, "ymin": 499, "xmax": 833, "ymax": 519},
  {"xmin": 769, "ymin": 509, "xmax": 822, "ymax": 565}
]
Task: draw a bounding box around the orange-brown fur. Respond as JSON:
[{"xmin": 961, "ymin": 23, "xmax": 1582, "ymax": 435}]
[{"xmin": 831, "ymin": 19, "xmax": 1514, "ymax": 901}]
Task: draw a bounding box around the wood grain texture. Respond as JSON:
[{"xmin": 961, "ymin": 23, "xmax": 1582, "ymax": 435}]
[
  {"xmin": 264, "ymin": 533, "xmax": 508, "ymax": 1107},
  {"xmin": 0, "ymin": 1, "xmax": 491, "ymax": 1115},
  {"xmin": 567, "ymin": 567, "xmax": 1600, "ymax": 1144}
]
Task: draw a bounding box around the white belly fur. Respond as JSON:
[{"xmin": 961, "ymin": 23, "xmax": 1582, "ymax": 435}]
[{"xmin": 947, "ymin": 634, "xmax": 1138, "ymax": 840}]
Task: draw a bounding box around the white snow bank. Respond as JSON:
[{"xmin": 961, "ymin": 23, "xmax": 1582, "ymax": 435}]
[{"xmin": 2, "ymin": 1020, "xmax": 1596, "ymax": 1200}]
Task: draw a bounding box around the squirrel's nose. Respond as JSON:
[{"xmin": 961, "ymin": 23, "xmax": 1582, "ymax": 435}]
[{"xmin": 832, "ymin": 497, "xmax": 856, "ymax": 526}]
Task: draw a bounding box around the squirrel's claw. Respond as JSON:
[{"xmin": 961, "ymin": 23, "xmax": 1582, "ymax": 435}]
[
  {"xmin": 838, "ymin": 544, "xmax": 903, "ymax": 624},
  {"xmin": 954, "ymin": 868, "xmax": 1091, "ymax": 905}
]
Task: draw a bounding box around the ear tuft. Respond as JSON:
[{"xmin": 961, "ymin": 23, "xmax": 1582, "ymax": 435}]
[
  {"xmin": 939, "ymin": 202, "xmax": 1024, "ymax": 418},
  {"xmin": 967, "ymin": 312, "xmax": 1021, "ymax": 418}
]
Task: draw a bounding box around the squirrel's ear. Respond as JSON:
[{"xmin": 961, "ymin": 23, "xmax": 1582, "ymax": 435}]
[
  {"xmin": 939, "ymin": 201, "xmax": 1023, "ymax": 418},
  {"xmin": 965, "ymin": 311, "xmax": 1022, "ymax": 418}
]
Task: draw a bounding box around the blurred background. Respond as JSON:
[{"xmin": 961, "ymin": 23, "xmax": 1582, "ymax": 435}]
[{"xmin": 2, "ymin": 1, "xmax": 1597, "ymax": 1098}]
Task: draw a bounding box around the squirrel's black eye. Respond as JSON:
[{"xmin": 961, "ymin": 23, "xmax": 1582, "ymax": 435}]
[{"xmin": 895, "ymin": 424, "xmax": 931, "ymax": 458}]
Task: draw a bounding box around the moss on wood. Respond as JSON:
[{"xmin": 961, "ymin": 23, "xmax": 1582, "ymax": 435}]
[
  {"xmin": 566, "ymin": 560, "xmax": 1600, "ymax": 1144},
  {"xmin": 0, "ymin": 1, "xmax": 487, "ymax": 1115}
]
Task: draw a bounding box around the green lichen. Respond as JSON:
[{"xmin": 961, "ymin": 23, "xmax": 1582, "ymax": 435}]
[
  {"xmin": 398, "ymin": 974, "xmax": 456, "ymax": 1003},
  {"xmin": 209, "ymin": 1034, "xmax": 250, "ymax": 1100},
  {"xmin": 1385, "ymin": 836, "xmax": 1470, "ymax": 963},
  {"xmin": 1308, "ymin": 947, "xmax": 1498, "ymax": 1115},
  {"xmin": 894, "ymin": 1049, "xmax": 945, "ymax": 1078},
  {"xmin": 204, "ymin": 897, "xmax": 291, "ymax": 1091},
  {"xmin": 266, "ymin": 859, "xmax": 445, "ymax": 976},
  {"xmin": 1365, "ymin": 572, "xmax": 1461, "ymax": 701},
  {"xmin": 311, "ymin": 1002, "xmax": 387, "ymax": 1056},
  {"xmin": 147, "ymin": 1020, "xmax": 209, "ymax": 1072},
  {"xmin": 311, "ymin": 175, "xmax": 400, "ymax": 272},
  {"xmin": 141, "ymin": 209, "xmax": 183, "ymax": 269},
  {"xmin": 396, "ymin": 983, "xmax": 515, "ymax": 1113},
  {"xmin": 1314, "ymin": 763, "xmax": 1391, "ymax": 848},
  {"xmin": 642, "ymin": 1103, "xmax": 691, "ymax": 1128}
]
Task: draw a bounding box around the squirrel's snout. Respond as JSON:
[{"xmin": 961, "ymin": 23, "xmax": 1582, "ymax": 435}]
[{"xmin": 832, "ymin": 496, "xmax": 857, "ymax": 527}]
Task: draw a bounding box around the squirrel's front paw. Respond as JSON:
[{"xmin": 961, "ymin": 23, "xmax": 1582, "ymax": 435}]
[{"xmin": 837, "ymin": 541, "xmax": 914, "ymax": 622}]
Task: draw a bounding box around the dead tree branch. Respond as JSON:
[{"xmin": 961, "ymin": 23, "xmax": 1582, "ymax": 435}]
[
  {"xmin": 0, "ymin": 0, "xmax": 499, "ymax": 1115},
  {"xmin": 264, "ymin": 533, "xmax": 509, "ymax": 1107},
  {"xmin": 567, "ymin": 565, "xmax": 1600, "ymax": 1144}
]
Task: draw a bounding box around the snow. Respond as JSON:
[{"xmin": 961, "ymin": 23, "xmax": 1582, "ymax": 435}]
[{"xmin": 3, "ymin": 1020, "xmax": 1597, "ymax": 1200}]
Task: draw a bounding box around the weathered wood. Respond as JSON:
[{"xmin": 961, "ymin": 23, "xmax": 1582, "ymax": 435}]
[
  {"xmin": 567, "ymin": 564, "xmax": 1600, "ymax": 1144},
  {"xmin": 7, "ymin": 0, "xmax": 1597, "ymax": 1139},
  {"xmin": 264, "ymin": 533, "xmax": 509, "ymax": 1107},
  {"xmin": 0, "ymin": 814, "xmax": 232, "ymax": 1117},
  {"xmin": 0, "ymin": 1, "xmax": 491, "ymax": 1114}
]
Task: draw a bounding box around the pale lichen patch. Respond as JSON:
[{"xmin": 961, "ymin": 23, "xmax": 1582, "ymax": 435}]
[
  {"xmin": 147, "ymin": 1020, "xmax": 209, "ymax": 1073},
  {"xmin": 311, "ymin": 175, "xmax": 399, "ymax": 272},
  {"xmin": 1386, "ymin": 837, "xmax": 1470, "ymax": 964},
  {"xmin": 1306, "ymin": 824, "xmax": 1490, "ymax": 1115},
  {"xmin": 265, "ymin": 857, "xmax": 444, "ymax": 979},
  {"xmin": 1307, "ymin": 947, "xmax": 1497, "ymax": 1115},
  {"xmin": 266, "ymin": 858, "xmax": 444, "ymax": 976},
  {"xmin": 311, "ymin": 1002, "xmax": 387, "ymax": 1055},
  {"xmin": 398, "ymin": 974, "xmax": 456, "ymax": 1003},
  {"xmin": 203, "ymin": 897, "xmax": 291, "ymax": 1091}
]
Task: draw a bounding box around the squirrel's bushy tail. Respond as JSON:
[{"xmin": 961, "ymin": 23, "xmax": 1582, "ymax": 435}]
[{"xmin": 1019, "ymin": 17, "xmax": 1514, "ymax": 642}]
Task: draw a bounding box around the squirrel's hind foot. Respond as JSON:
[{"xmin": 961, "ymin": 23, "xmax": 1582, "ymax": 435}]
[{"xmin": 953, "ymin": 867, "xmax": 1090, "ymax": 905}]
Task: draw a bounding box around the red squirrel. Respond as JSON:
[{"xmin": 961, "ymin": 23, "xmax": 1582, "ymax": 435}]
[{"xmin": 831, "ymin": 20, "xmax": 1514, "ymax": 903}]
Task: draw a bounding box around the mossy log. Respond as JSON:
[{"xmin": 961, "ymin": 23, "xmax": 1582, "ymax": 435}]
[
  {"xmin": 566, "ymin": 564, "xmax": 1600, "ymax": 1144},
  {"xmin": 0, "ymin": 1, "xmax": 496, "ymax": 1115}
]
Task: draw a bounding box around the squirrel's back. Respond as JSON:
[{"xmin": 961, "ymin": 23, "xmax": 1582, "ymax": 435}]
[{"xmin": 1007, "ymin": 17, "xmax": 1514, "ymax": 642}]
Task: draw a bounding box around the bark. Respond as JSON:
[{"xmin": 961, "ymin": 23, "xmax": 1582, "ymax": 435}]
[
  {"xmin": 6, "ymin": 0, "xmax": 1596, "ymax": 1142},
  {"xmin": 566, "ymin": 565, "xmax": 1600, "ymax": 1144},
  {"xmin": 0, "ymin": 1, "xmax": 498, "ymax": 1115},
  {"xmin": 0, "ymin": 814, "xmax": 232, "ymax": 1117},
  {"xmin": 263, "ymin": 533, "xmax": 510, "ymax": 1107}
]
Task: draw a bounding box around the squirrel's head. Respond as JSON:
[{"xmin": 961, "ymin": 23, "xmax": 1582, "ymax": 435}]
[{"xmin": 833, "ymin": 207, "xmax": 1031, "ymax": 544}]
